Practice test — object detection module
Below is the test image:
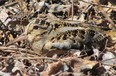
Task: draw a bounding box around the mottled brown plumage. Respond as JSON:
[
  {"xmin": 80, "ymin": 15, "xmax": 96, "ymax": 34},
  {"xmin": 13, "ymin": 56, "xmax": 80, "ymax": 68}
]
[{"xmin": 26, "ymin": 19, "xmax": 109, "ymax": 56}]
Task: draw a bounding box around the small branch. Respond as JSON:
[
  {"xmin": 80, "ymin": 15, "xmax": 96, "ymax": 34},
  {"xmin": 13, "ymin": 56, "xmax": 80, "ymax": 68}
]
[
  {"xmin": 0, "ymin": 46, "xmax": 27, "ymax": 51},
  {"xmin": 0, "ymin": 46, "xmax": 37, "ymax": 55},
  {"xmin": 16, "ymin": 56, "xmax": 60, "ymax": 61},
  {"xmin": 71, "ymin": 0, "xmax": 74, "ymax": 20},
  {"xmin": 6, "ymin": 34, "xmax": 27, "ymax": 46},
  {"xmin": 0, "ymin": 1, "xmax": 18, "ymax": 8},
  {"xmin": 79, "ymin": 0, "xmax": 116, "ymax": 9}
]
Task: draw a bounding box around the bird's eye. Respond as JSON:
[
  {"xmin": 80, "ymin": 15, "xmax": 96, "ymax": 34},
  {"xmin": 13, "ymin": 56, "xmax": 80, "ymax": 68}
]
[{"xmin": 33, "ymin": 25, "xmax": 39, "ymax": 30}]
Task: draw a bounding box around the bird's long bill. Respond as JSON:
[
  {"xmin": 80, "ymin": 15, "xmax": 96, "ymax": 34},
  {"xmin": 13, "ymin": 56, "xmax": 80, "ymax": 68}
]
[{"xmin": 6, "ymin": 34, "xmax": 28, "ymax": 46}]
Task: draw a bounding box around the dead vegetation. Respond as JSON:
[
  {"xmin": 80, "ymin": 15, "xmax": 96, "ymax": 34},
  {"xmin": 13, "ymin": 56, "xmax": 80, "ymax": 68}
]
[{"xmin": 0, "ymin": 0, "xmax": 116, "ymax": 76}]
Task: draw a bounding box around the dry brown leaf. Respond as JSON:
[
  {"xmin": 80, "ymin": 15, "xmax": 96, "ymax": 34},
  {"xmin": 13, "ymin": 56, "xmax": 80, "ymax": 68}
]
[
  {"xmin": 46, "ymin": 61, "xmax": 63, "ymax": 75},
  {"xmin": 62, "ymin": 57, "xmax": 98, "ymax": 72}
]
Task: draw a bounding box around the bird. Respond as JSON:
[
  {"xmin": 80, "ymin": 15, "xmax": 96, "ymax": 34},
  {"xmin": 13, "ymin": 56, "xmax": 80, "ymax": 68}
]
[
  {"xmin": 26, "ymin": 19, "xmax": 86, "ymax": 56},
  {"xmin": 25, "ymin": 18, "xmax": 109, "ymax": 56},
  {"xmin": 6, "ymin": 18, "xmax": 109, "ymax": 56}
]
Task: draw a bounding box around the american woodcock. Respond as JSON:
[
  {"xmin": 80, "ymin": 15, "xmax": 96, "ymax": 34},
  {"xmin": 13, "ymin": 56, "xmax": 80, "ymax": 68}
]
[
  {"xmin": 26, "ymin": 19, "xmax": 87, "ymax": 56},
  {"xmin": 7, "ymin": 18, "xmax": 116, "ymax": 56},
  {"xmin": 25, "ymin": 18, "xmax": 111, "ymax": 56}
]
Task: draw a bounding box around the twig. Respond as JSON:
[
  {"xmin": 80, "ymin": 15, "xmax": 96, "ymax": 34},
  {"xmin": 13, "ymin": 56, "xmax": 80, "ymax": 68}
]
[
  {"xmin": 103, "ymin": 39, "xmax": 108, "ymax": 51},
  {"xmin": 0, "ymin": 56, "xmax": 8, "ymax": 59},
  {"xmin": 79, "ymin": 0, "xmax": 116, "ymax": 9},
  {"xmin": 16, "ymin": 56, "xmax": 60, "ymax": 61},
  {"xmin": 6, "ymin": 34, "xmax": 27, "ymax": 46},
  {"xmin": 0, "ymin": 49, "xmax": 15, "ymax": 53},
  {"xmin": 0, "ymin": 1, "xmax": 18, "ymax": 8},
  {"xmin": 0, "ymin": 46, "xmax": 37, "ymax": 55},
  {"xmin": 71, "ymin": 0, "xmax": 74, "ymax": 20},
  {"xmin": 0, "ymin": 46, "xmax": 26, "ymax": 51}
]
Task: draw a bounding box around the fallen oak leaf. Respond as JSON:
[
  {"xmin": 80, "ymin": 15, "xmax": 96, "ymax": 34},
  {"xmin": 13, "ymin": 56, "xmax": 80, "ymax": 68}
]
[
  {"xmin": 61, "ymin": 57, "xmax": 98, "ymax": 72},
  {"xmin": 46, "ymin": 61, "xmax": 63, "ymax": 75}
]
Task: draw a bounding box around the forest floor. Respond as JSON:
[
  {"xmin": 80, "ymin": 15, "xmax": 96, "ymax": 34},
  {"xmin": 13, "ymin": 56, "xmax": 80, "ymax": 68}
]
[{"xmin": 0, "ymin": 0, "xmax": 116, "ymax": 76}]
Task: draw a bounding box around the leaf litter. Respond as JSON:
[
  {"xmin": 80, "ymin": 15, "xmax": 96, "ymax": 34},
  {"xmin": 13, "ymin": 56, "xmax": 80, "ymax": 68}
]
[{"xmin": 0, "ymin": 0, "xmax": 116, "ymax": 76}]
